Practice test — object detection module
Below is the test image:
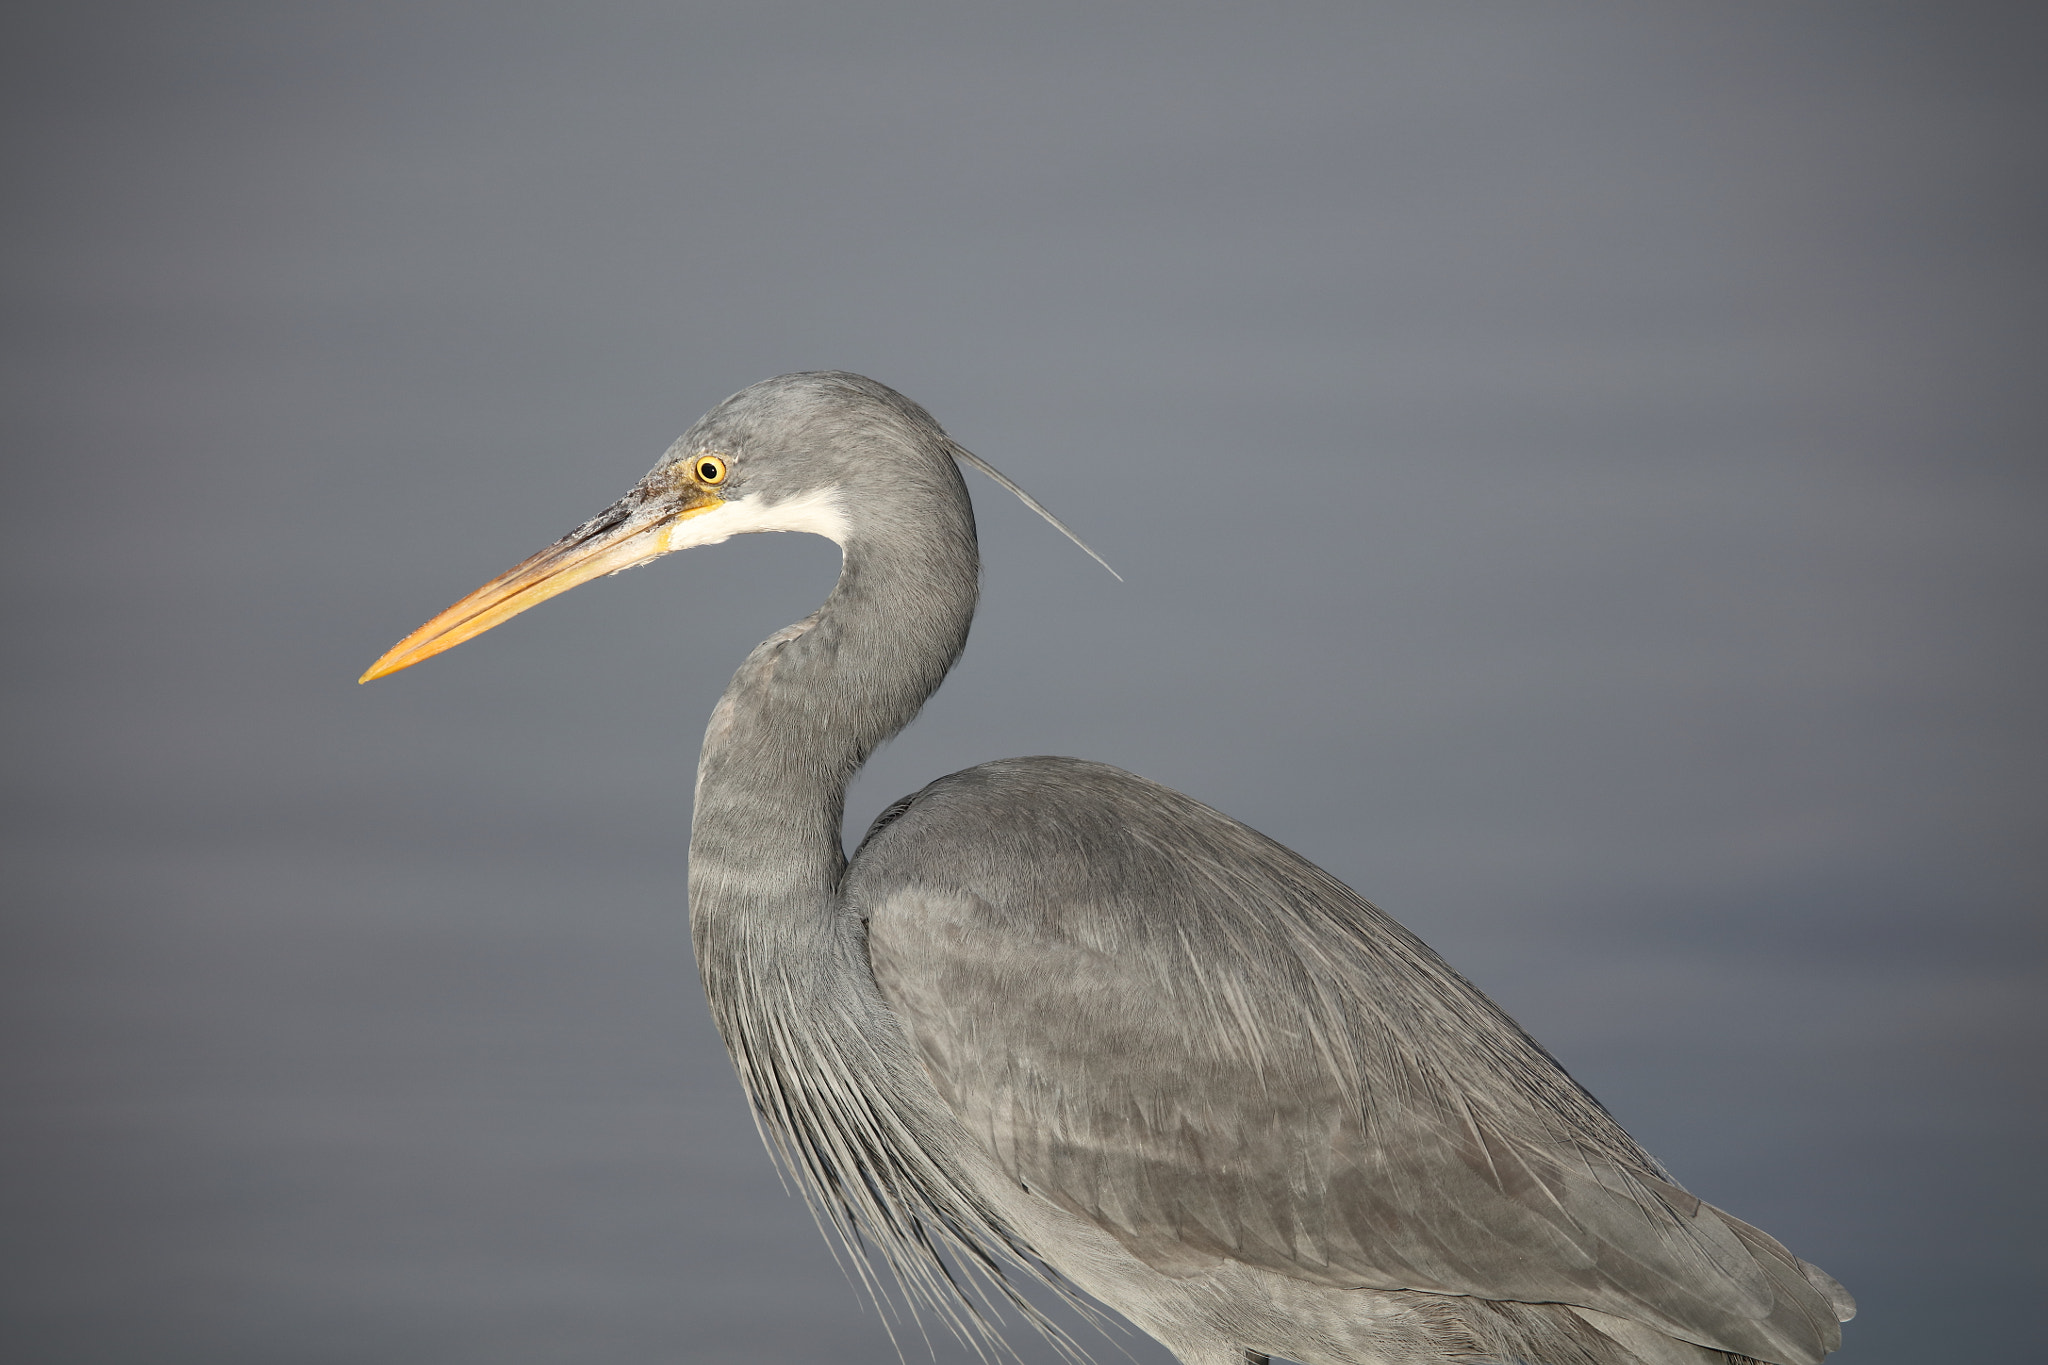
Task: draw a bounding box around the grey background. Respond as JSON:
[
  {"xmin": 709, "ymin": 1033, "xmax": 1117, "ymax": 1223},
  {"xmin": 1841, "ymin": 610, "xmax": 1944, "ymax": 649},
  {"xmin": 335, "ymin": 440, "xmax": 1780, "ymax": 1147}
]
[{"xmin": 3, "ymin": 3, "xmax": 2041, "ymax": 1362}]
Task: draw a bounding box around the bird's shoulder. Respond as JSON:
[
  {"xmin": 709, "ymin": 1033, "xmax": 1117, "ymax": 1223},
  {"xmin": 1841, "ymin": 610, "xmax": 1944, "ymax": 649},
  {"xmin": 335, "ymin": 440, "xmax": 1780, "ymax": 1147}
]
[
  {"xmin": 849, "ymin": 754, "xmax": 1297, "ymax": 916},
  {"xmin": 846, "ymin": 754, "xmax": 1643, "ymax": 1165},
  {"xmin": 847, "ymin": 757, "xmax": 1613, "ymax": 1146},
  {"xmin": 849, "ymin": 756, "xmax": 1604, "ymax": 1130}
]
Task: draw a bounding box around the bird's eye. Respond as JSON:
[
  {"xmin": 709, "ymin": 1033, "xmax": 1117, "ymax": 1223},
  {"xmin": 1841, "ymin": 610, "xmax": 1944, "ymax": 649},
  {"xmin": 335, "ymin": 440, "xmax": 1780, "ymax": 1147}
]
[{"xmin": 694, "ymin": 454, "xmax": 728, "ymax": 485}]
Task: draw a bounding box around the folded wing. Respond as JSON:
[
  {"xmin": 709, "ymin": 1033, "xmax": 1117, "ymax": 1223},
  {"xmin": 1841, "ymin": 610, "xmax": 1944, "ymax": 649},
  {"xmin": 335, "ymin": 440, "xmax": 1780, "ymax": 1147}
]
[{"xmin": 851, "ymin": 758, "xmax": 1848, "ymax": 1365}]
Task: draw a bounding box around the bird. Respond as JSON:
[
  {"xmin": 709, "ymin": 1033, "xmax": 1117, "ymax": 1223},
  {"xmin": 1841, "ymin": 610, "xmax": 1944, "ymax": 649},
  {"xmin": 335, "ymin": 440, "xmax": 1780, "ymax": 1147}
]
[{"xmin": 361, "ymin": 372, "xmax": 1853, "ymax": 1365}]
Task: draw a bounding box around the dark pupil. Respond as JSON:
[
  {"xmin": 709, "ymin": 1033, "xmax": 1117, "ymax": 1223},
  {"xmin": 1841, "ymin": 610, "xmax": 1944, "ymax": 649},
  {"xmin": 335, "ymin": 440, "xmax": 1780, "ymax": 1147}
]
[{"xmin": 700, "ymin": 462, "xmax": 718, "ymax": 480}]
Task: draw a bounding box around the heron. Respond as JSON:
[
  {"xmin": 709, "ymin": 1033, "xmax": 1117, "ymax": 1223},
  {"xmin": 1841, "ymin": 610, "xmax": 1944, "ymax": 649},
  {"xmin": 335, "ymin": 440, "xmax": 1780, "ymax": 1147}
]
[{"xmin": 361, "ymin": 372, "xmax": 1853, "ymax": 1365}]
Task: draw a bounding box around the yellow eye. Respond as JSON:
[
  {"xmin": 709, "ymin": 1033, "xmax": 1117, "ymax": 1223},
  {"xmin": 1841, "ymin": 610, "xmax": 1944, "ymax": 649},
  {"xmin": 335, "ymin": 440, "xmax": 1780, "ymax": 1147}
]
[{"xmin": 693, "ymin": 453, "xmax": 728, "ymax": 485}]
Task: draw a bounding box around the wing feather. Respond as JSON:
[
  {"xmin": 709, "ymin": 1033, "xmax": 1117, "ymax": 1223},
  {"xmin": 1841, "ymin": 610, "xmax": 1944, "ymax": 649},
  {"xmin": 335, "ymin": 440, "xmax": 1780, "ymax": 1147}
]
[{"xmin": 850, "ymin": 758, "xmax": 1847, "ymax": 1365}]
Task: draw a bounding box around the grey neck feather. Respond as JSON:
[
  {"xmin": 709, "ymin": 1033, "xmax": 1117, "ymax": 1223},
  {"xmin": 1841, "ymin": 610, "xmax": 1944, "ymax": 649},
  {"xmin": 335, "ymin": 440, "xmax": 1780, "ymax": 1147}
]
[
  {"xmin": 680, "ymin": 450, "xmax": 1036, "ymax": 1335},
  {"xmin": 687, "ymin": 475, "xmax": 977, "ymax": 945}
]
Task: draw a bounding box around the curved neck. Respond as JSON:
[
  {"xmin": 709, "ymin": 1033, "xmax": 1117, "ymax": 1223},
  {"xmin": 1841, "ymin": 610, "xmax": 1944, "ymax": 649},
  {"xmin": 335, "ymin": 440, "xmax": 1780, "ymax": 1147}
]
[
  {"xmin": 687, "ymin": 509, "xmax": 978, "ymax": 952},
  {"xmin": 683, "ymin": 486, "xmax": 1047, "ymax": 1321}
]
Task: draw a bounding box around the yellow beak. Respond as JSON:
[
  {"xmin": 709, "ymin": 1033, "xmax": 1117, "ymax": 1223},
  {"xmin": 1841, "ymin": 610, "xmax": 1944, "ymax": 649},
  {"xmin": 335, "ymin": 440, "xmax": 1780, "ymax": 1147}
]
[{"xmin": 359, "ymin": 486, "xmax": 722, "ymax": 683}]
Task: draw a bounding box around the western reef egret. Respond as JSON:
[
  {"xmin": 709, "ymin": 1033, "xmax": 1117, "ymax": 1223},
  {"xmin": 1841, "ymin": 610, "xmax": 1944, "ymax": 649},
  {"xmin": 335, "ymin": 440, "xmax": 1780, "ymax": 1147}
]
[{"xmin": 362, "ymin": 372, "xmax": 1852, "ymax": 1365}]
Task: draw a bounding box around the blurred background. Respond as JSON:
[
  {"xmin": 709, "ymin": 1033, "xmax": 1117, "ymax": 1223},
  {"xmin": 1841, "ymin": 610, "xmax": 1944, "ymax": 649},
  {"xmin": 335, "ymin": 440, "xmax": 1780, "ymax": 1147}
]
[{"xmin": 3, "ymin": 3, "xmax": 2041, "ymax": 1362}]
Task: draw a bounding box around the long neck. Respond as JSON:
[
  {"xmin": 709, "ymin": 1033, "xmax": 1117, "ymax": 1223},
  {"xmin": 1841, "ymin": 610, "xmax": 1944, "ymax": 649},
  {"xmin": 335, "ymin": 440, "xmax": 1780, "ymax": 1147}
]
[
  {"xmin": 686, "ymin": 486, "xmax": 1055, "ymax": 1326},
  {"xmin": 687, "ymin": 509, "xmax": 978, "ymax": 962}
]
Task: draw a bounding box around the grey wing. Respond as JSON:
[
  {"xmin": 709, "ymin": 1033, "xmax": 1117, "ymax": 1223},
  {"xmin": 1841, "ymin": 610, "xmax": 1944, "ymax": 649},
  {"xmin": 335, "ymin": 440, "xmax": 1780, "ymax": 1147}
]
[{"xmin": 849, "ymin": 758, "xmax": 1850, "ymax": 1365}]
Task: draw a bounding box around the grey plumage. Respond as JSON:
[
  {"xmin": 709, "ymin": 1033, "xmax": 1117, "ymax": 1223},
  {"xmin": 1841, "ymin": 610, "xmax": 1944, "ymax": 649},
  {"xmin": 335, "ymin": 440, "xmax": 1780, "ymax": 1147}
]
[{"xmin": 363, "ymin": 371, "xmax": 1853, "ymax": 1365}]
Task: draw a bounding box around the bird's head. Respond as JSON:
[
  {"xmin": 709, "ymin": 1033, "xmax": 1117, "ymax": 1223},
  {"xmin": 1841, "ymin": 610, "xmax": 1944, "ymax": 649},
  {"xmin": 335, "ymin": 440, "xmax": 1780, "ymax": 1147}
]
[{"xmin": 358, "ymin": 372, "xmax": 1108, "ymax": 684}]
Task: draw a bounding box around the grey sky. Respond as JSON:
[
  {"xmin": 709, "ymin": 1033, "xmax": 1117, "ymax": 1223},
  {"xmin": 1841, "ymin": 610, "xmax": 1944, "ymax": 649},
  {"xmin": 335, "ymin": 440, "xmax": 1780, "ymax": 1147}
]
[{"xmin": 3, "ymin": 4, "xmax": 2042, "ymax": 1363}]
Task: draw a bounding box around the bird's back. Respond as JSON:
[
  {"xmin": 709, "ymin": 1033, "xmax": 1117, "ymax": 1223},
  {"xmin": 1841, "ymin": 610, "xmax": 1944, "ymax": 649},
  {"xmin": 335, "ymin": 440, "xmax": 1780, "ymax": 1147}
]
[{"xmin": 848, "ymin": 756, "xmax": 1851, "ymax": 1365}]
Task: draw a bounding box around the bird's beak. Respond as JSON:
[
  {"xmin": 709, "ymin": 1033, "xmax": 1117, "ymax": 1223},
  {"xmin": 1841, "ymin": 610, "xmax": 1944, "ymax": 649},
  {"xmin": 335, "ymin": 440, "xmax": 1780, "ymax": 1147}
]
[{"xmin": 359, "ymin": 480, "xmax": 722, "ymax": 683}]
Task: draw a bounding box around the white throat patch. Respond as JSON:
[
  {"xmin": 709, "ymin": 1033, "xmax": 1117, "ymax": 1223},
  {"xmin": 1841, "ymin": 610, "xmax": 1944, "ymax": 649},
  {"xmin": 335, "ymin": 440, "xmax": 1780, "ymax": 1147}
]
[{"xmin": 661, "ymin": 487, "xmax": 850, "ymax": 553}]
